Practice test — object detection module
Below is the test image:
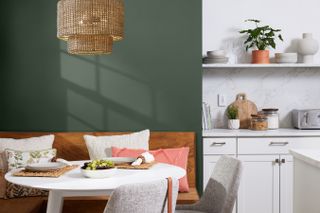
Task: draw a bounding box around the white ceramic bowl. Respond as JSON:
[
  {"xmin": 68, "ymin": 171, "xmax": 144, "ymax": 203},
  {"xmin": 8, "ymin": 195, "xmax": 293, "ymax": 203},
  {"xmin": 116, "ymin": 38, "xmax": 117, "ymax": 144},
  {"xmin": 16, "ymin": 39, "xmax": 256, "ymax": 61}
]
[
  {"xmin": 207, "ymin": 50, "xmax": 226, "ymax": 57},
  {"xmin": 81, "ymin": 168, "xmax": 117, "ymax": 179},
  {"xmin": 276, "ymin": 58, "xmax": 298, "ymax": 63},
  {"xmin": 203, "ymin": 57, "xmax": 229, "ymax": 64},
  {"xmin": 275, "ymin": 53, "xmax": 298, "ymax": 63},
  {"xmin": 275, "ymin": 53, "xmax": 298, "ymax": 58}
]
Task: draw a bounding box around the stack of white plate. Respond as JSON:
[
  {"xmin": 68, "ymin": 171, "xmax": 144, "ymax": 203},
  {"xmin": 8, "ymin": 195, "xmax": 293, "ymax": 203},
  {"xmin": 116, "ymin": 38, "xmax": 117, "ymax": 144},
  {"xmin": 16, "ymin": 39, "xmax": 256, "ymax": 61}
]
[
  {"xmin": 275, "ymin": 53, "xmax": 298, "ymax": 63},
  {"xmin": 203, "ymin": 50, "xmax": 229, "ymax": 64}
]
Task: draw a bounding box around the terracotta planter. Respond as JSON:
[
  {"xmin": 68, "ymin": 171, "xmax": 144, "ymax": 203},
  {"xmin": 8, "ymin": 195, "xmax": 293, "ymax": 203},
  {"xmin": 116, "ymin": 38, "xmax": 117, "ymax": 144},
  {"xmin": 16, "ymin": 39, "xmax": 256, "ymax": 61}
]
[{"xmin": 252, "ymin": 50, "xmax": 270, "ymax": 64}]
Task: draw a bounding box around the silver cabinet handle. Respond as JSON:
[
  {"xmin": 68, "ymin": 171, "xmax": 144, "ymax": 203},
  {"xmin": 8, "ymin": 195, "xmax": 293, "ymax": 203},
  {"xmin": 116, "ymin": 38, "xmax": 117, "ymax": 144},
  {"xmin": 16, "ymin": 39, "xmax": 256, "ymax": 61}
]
[
  {"xmin": 210, "ymin": 142, "xmax": 226, "ymax": 146},
  {"xmin": 269, "ymin": 142, "xmax": 289, "ymax": 146}
]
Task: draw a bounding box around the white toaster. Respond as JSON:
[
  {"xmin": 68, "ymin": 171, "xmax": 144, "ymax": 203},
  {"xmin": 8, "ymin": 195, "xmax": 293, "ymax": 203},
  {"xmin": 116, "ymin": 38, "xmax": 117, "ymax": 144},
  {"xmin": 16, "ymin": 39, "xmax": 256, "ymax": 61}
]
[{"xmin": 292, "ymin": 109, "xmax": 320, "ymax": 129}]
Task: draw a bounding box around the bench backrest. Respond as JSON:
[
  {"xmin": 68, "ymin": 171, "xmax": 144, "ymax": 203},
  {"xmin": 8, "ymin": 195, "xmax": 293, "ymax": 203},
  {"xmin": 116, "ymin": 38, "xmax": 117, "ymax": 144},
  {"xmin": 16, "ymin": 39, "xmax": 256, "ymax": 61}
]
[{"xmin": 0, "ymin": 132, "xmax": 196, "ymax": 188}]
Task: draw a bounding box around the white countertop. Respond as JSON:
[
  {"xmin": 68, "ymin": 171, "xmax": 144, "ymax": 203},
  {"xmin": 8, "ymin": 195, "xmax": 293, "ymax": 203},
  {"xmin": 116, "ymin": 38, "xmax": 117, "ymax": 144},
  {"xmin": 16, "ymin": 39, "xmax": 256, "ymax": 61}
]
[
  {"xmin": 203, "ymin": 128, "xmax": 320, "ymax": 137},
  {"xmin": 290, "ymin": 149, "xmax": 320, "ymax": 169}
]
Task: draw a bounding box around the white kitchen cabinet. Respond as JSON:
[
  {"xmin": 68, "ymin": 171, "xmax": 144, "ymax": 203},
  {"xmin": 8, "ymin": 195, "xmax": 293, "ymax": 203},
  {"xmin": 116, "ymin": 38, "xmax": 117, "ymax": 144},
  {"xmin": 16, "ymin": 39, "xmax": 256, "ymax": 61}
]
[
  {"xmin": 203, "ymin": 138, "xmax": 236, "ymax": 155},
  {"xmin": 280, "ymin": 155, "xmax": 293, "ymax": 213},
  {"xmin": 202, "ymin": 129, "xmax": 320, "ymax": 213},
  {"xmin": 203, "ymin": 155, "xmax": 220, "ymax": 189},
  {"xmin": 238, "ymin": 137, "xmax": 320, "ymax": 155},
  {"xmin": 237, "ymin": 155, "xmax": 280, "ymax": 213}
]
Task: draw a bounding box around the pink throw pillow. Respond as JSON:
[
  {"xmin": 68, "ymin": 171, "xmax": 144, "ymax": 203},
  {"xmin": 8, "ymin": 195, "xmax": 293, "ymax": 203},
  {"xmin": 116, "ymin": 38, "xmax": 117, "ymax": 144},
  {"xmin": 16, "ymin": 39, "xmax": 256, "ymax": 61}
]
[{"xmin": 112, "ymin": 146, "xmax": 190, "ymax": 192}]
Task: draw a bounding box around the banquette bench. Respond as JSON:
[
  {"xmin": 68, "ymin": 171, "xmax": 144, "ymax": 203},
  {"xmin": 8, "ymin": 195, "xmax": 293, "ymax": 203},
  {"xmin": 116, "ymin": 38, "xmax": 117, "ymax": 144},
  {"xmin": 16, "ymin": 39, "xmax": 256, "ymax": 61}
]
[{"xmin": 0, "ymin": 132, "xmax": 199, "ymax": 213}]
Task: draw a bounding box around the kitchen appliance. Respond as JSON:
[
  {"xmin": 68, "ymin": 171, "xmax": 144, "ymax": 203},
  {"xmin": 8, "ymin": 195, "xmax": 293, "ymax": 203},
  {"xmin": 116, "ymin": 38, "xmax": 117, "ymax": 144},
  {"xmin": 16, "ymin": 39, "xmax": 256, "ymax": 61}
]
[{"xmin": 292, "ymin": 109, "xmax": 320, "ymax": 129}]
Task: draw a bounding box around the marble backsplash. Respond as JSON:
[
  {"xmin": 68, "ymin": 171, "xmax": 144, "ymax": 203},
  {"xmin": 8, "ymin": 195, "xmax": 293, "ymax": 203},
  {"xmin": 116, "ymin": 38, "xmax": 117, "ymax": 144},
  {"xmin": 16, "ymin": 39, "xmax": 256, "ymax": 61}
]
[{"xmin": 203, "ymin": 68, "xmax": 320, "ymax": 128}]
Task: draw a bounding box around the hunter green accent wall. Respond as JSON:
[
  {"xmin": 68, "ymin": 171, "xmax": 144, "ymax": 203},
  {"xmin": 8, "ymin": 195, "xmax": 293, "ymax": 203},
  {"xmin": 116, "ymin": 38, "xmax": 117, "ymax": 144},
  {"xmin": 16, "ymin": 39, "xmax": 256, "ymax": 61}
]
[{"xmin": 0, "ymin": 0, "xmax": 202, "ymax": 188}]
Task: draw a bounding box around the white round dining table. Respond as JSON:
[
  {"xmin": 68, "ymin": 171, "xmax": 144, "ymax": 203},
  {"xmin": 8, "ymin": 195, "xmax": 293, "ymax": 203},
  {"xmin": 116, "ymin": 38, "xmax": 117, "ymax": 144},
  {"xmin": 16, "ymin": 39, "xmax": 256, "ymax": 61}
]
[{"xmin": 5, "ymin": 161, "xmax": 186, "ymax": 213}]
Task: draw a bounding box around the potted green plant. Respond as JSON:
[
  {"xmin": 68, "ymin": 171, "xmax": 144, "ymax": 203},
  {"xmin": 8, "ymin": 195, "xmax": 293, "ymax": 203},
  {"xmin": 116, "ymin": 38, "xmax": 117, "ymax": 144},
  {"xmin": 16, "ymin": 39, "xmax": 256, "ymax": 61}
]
[
  {"xmin": 227, "ymin": 105, "xmax": 240, "ymax": 130},
  {"xmin": 239, "ymin": 19, "xmax": 283, "ymax": 64}
]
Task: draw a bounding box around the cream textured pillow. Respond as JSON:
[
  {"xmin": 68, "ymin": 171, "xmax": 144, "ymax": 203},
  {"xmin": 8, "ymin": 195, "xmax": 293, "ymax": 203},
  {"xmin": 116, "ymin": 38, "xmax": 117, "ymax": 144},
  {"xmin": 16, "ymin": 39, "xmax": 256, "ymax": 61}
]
[{"xmin": 84, "ymin": 129, "xmax": 150, "ymax": 159}]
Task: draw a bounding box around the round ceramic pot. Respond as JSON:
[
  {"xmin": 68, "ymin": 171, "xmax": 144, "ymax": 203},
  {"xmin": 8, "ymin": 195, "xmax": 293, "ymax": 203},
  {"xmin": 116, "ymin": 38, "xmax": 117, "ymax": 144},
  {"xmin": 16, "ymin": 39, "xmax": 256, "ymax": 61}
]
[
  {"xmin": 252, "ymin": 50, "xmax": 270, "ymax": 64},
  {"xmin": 298, "ymin": 33, "xmax": 319, "ymax": 64},
  {"xmin": 228, "ymin": 119, "xmax": 240, "ymax": 130}
]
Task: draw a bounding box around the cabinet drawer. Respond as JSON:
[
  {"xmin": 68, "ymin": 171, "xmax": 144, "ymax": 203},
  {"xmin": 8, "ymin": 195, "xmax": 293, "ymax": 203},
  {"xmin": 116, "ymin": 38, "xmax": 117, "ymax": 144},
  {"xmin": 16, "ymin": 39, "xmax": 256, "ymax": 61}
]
[
  {"xmin": 238, "ymin": 137, "xmax": 320, "ymax": 154},
  {"xmin": 203, "ymin": 138, "xmax": 236, "ymax": 154}
]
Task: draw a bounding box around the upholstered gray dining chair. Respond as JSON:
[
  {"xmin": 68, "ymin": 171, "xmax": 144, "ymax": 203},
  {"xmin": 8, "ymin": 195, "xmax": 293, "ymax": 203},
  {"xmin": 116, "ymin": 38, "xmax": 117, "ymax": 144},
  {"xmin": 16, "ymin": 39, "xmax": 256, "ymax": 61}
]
[
  {"xmin": 104, "ymin": 178, "xmax": 179, "ymax": 213},
  {"xmin": 176, "ymin": 155, "xmax": 242, "ymax": 213}
]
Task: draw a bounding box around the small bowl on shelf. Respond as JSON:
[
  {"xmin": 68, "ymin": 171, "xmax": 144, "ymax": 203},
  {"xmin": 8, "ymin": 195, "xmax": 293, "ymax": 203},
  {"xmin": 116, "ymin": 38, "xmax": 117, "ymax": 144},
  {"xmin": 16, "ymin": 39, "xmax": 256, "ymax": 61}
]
[
  {"xmin": 275, "ymin": 53, "xmax": 298, "ymax": 63},
  {"xmin": 207, "ymin": 50, "xmax": 226, "ymax": 58},
  {"xmin": 203, "ymin": 57, "xmax": 229, "ymax": 64}
]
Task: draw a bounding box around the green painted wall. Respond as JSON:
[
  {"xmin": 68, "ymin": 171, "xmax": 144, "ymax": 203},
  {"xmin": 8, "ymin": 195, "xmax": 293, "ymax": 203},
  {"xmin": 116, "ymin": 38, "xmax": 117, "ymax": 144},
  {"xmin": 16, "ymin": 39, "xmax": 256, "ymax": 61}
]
[{"xmin": 0, "ymin": 0, "xmax": 202, "ymax": 188}]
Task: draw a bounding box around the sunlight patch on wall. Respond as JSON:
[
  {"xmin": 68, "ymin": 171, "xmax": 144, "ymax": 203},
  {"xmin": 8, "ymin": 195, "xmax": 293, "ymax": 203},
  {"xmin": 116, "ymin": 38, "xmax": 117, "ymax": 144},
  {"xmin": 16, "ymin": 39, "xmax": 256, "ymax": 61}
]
[
  {"xmin": 99, "ymin": 69, "xmax": 152, "ymax": 117},
  {"xmin": 60, "ymin": 52, "xmax": 97, "ymax": 91},
  {"xmin": 67, "ymin": 115, "xmax": 95, "ymax": 131},
  {"xmin": 67, "ymin": 89, "xmax": 104, "ymax": 129},
  {"xmin": 105, "ymin": 108, "xmax": 146, "ymax": 130}
]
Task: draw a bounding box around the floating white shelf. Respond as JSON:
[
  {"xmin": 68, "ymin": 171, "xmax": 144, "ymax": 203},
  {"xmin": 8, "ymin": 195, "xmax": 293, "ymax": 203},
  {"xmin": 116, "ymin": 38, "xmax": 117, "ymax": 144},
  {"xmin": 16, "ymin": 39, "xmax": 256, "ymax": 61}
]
[{"xmin": 202, "ymin": 63, "xmax": 320, "ymax": 68}]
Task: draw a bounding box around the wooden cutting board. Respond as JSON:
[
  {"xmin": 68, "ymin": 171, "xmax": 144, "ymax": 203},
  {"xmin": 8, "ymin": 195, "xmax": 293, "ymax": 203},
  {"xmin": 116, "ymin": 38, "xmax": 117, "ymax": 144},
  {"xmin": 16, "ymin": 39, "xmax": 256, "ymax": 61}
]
[{"xmin": 229, "ymin": 93, "xmax": 257, "ymax": 129}]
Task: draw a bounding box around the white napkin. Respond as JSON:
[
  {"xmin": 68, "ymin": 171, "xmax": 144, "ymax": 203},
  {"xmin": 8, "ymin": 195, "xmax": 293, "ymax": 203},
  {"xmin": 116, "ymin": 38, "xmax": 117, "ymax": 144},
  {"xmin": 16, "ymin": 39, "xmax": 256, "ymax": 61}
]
[
  {"xmin": 131, "ymin": 152, "xmax": 155, "ymax": 166},
  {"xmin": 56, "ymin": 158, "xmax": 73, "ymax": 166}
]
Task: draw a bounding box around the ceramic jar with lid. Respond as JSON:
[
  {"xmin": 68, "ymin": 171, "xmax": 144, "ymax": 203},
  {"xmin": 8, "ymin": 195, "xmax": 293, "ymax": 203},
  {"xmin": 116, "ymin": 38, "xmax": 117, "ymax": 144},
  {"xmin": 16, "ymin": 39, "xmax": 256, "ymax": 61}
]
[
  {"xmin": 250, "ymin": 114, "xmax": 268, "ymax": 131},
  {"xmin": 261, "ymin": 108, "xmax": 279, "ymax": 129}
]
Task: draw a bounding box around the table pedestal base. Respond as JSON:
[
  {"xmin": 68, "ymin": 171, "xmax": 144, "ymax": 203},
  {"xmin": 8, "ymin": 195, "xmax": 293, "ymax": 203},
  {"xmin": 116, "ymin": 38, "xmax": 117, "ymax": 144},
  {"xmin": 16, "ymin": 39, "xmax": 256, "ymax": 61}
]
[
  {"xmin": 46, "ymin": 190, "xmax": 112, "ymax": 213},
  {"xmin": 47, "ymin": 191, "xmax": 64, "ymax": 213}
]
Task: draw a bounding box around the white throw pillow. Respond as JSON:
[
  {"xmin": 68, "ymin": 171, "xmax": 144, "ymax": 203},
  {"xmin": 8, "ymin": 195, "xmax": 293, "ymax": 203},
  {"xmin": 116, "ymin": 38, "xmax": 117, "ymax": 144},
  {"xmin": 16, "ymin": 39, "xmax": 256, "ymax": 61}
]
[
  {"xmin": 0, "ymin": 135, "xmax": 54, "ymax": 170},
  {"xmin": 84, "ymin": 130, "xmax": 150, "ymax": 159}
]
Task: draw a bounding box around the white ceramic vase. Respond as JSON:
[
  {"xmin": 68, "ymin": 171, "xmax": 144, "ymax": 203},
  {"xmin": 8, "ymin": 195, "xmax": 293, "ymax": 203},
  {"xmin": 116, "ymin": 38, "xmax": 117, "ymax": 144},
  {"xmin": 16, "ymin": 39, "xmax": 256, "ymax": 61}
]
[
  {"xmin": 228, "ymin": 119, "xmax": 240, "ymax": 130},
  {"xmin": 298, "ymin": 33, "xmax": 319, "ymax": 64}
]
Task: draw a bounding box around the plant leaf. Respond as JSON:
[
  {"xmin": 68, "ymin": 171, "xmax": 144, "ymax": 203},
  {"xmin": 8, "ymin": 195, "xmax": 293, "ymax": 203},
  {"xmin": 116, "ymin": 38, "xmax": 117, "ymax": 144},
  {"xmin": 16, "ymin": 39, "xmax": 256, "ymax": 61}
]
[
  {"xmin": 278, "ymin": 34, "xmax": 284, "ymax": 41},
  {"xmin": 245, "ymin": 19, "xmax": 261, "ymax": 23}
]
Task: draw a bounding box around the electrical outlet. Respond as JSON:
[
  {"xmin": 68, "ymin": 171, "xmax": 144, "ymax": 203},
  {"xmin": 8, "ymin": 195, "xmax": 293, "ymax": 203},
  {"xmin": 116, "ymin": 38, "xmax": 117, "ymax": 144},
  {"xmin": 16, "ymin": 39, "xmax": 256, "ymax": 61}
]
[{"xmin": 218, "ymin": 94, "xmax": 227, "ymax": 107}]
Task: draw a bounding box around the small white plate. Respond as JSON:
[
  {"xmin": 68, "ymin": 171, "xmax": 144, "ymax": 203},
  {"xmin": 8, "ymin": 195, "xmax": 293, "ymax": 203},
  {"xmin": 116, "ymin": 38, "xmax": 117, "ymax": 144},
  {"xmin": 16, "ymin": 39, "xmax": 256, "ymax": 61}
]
[
  {"xmin": 81, "ymin": 168, "xmax": 117, "ymax": 179},
  {"xmin": 102, "ymin": 157, "xmax": 136, "ymax": 164},
  {"xmin": 25, "ymin": 162, "xmax": 66, "ymax": 172}
]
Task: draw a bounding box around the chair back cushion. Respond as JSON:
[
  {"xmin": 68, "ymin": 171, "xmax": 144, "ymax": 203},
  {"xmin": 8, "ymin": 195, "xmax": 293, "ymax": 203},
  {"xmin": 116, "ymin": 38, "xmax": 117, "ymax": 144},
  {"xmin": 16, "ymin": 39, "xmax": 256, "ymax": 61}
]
[
  {"xmin": 104, "ymin": 178, "xmax": 179, "ymax": 213},
  {"xmin": 199, "ymin": 155, "xmax": 242, "ymax": 213}
]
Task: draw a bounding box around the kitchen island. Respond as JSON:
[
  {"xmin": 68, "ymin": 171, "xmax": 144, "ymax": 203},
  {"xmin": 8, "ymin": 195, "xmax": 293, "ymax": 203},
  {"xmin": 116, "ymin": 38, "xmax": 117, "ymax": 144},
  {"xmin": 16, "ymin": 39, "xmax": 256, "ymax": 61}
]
[{"xmin": 290, "ymin": 149, "xmax": 320, "ymax": 213}]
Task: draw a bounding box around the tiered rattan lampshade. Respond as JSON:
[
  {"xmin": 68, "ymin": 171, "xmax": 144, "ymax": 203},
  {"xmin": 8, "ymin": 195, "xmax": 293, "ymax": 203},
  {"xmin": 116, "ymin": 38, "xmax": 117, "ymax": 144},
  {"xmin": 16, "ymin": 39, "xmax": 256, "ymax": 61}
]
[{"xmin": 57, "ymin": 0, "xmax": 124, "ymax": 55}]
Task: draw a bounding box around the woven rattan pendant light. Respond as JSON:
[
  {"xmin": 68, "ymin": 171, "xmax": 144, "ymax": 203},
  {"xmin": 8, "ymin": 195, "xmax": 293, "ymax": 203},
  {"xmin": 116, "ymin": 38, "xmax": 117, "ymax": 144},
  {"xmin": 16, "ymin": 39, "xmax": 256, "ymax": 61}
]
[{"xmin": 57, "ymin": 0, "xmax": 124, "ymax": 55}]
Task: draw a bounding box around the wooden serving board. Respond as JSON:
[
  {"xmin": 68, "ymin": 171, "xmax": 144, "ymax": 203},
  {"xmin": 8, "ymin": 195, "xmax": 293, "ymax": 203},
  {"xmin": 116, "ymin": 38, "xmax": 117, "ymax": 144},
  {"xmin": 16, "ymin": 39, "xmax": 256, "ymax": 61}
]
[
  {"xmin": 116, "ymin": 162, "xmax": 157, "ymax": 170},
  {"xmin": 13, "ymin": 165, "xmax": 78, "ymax": 178},
  {"xmin": 229, "ymin": 93, "xmax": 257, "ymax": 129}
]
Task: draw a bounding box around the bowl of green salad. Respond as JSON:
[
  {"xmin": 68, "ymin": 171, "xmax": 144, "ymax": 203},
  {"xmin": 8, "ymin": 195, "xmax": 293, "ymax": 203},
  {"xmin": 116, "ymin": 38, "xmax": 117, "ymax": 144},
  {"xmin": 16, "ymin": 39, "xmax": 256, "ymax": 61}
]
[{"xmin": 81, "ymin": 160, "xmax": 116, "ymax": 178}]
